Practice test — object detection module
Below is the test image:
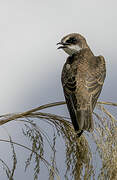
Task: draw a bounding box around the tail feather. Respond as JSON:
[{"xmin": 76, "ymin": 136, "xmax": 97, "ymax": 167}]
[{"xmin": 76, "ymin": 107, "xmax": 94, "ymax": 132}]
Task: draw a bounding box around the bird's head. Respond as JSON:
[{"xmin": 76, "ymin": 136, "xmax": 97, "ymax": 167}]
[{"xmin": 57, "ymin": 33, "xmax": 89, "ymax": 55}]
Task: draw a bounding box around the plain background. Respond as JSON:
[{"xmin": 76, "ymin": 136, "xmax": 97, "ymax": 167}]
[{"xmin": 0, "ymin": 0, "xmax": 117, "ymax": 179}]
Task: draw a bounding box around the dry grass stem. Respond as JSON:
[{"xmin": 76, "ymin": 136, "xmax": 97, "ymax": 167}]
[{"xmin": 0, "ymin": 100, "xmax": 116, "ymax": 179}]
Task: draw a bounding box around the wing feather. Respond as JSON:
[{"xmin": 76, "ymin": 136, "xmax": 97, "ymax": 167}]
[
  {"xmin": 84, "ymin": 56, "xmax": 106, "ymax": 110},
  {"xmin": 61, "ymin": 54, "xmax": 106, "ymax": 133},
  {"xmin": 63, "ymin": 76, "xmax": 79, "ymax": 131}
]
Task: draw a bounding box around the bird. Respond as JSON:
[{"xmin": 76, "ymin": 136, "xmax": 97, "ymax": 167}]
[{"xmin": 57, "ymin": 33, "xmax": 106, "ymax": 137}]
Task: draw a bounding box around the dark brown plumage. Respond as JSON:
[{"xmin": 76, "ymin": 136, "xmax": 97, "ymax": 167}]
[{"xmin": 57, "ymin": 33, "xmax": 106, "ymax": 136}]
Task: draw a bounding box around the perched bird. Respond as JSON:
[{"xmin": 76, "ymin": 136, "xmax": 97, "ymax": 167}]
[{"xmin": 57, "ymin": 33, "xmax": 106, "ymax": 137}]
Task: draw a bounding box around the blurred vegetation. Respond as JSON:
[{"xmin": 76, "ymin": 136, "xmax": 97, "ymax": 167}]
[{"xmin": 0, "ymin": 101, "xmax": 116, "ymax": 180}]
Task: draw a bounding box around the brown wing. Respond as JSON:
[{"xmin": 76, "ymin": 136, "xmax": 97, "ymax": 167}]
[
  {"xmin": 62, "ymin": 75, "xmax": 79, "ymax": 131},
  {"xmin": 61, "ymin": 55, "xmax": 106, "ymax": 134},
  {"xmin": 61, "ymin": 59, "xmax": 80, "ymax": 132},
  {"xmin": 84, "ymin": 55, "xmax": 106, "ymax": 110}
]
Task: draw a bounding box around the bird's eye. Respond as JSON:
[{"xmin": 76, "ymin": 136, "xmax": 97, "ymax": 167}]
[{"xmin": 66, "ymin": 37, "xmax": 77, "ymax": 44}]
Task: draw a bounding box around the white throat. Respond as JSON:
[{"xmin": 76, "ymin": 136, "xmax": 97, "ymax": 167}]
[{"xmin": 63, "ymin": 45, "xmax": 82, "ymax": 55}]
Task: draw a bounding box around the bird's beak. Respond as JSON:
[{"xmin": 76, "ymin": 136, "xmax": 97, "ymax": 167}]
[
  {"xmin": 57, "ymin": 42, "xmax": 69, "ymax": 49},
  {"xmin": 56, "ymin": 42, "xmax": 64, "ymax": 49},
  {"xmin": 56, "ymin": 42, "xmax": 62, "ymax": 45}
]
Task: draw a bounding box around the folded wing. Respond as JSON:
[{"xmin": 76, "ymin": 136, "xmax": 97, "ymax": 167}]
[{"xmin": 61, "ymin": 55, "xmax": 106, "ymax": 135}]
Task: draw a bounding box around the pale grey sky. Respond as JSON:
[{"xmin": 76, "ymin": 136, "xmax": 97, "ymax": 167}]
[
  {"xmin": 0, "ymin": 0, "xmax": 117, "ymax": 179},
  {"xmin": 0, "ymin": 0, "xmax": 117, "ymax": 113}
]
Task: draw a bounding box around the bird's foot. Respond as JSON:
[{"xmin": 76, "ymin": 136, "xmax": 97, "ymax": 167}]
[{"xmin": 76, "ymin": 130, "xmax": 83, "ymax": 137}]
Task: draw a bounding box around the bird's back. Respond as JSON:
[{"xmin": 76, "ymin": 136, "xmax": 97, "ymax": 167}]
[{"xmin": 61, "ymin": 49, "xmax": 106, "ymax": 135}]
